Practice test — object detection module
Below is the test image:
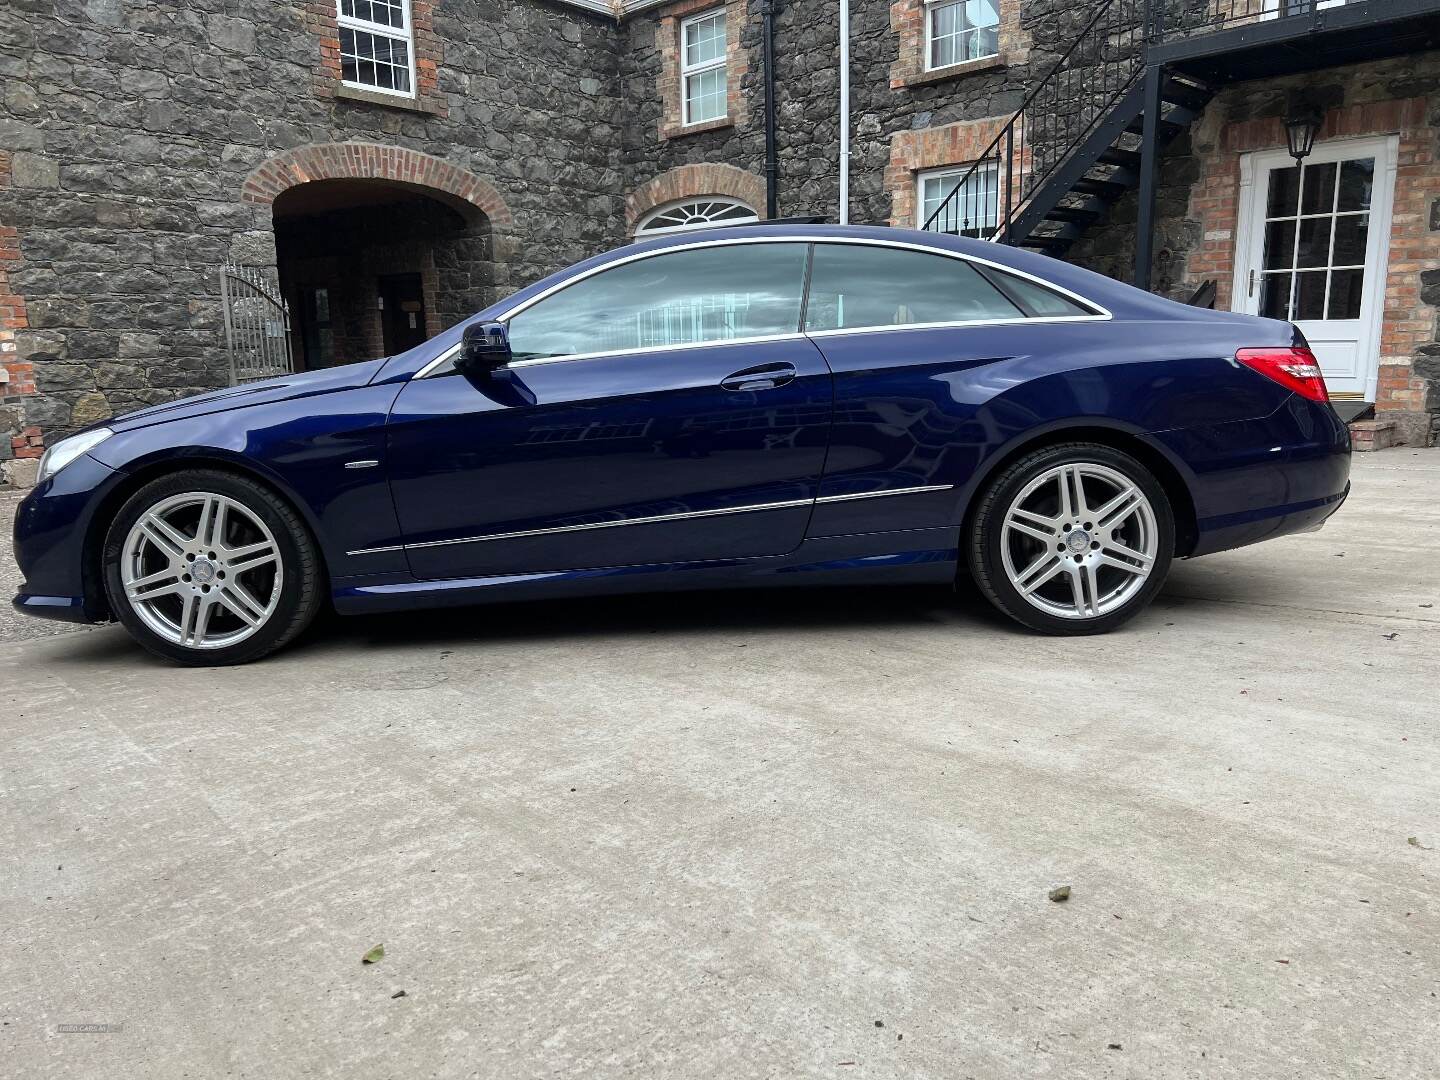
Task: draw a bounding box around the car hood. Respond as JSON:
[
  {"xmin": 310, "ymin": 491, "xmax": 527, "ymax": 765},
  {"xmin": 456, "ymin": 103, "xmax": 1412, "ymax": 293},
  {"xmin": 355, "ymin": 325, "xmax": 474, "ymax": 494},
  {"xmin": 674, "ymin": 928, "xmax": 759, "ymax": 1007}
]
[{"xmin": 105, "ymin": 359, "xmax": 390, "ymax": 433}]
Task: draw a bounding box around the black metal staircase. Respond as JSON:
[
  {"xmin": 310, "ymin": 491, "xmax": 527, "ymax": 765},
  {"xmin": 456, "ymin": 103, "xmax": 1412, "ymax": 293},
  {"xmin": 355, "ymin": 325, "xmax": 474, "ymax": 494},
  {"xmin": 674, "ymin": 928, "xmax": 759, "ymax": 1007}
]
[{"xmin": 921, "ymin": 0, "xmax": 1440, "ymax": 282}]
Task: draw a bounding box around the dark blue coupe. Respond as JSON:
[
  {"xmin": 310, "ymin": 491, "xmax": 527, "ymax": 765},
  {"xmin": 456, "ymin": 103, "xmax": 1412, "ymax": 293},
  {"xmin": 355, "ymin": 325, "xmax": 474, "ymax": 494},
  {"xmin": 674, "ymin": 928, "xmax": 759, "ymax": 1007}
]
[{"xmin": 12, "ymin": 225, "xmax": 1350, "ymax": 664}]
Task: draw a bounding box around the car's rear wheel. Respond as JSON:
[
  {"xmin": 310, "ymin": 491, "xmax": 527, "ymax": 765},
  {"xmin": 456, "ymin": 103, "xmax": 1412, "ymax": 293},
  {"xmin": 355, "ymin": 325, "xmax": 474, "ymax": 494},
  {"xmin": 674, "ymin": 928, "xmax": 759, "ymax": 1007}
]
[
  {"xmin": 967, "ymin": 443, "xmax": 1175, "ymax": 635},
  {"xmin": 102, "ymin": 470, "xmax": 323, "ymax": 665}
]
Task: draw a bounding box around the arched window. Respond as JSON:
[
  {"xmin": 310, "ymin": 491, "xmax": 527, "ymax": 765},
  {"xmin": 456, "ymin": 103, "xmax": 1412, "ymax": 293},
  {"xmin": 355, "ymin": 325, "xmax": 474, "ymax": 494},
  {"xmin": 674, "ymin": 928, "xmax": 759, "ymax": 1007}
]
[{"xmin": 636, "ymin": 197, "xmax": 759, "ymax": 236}]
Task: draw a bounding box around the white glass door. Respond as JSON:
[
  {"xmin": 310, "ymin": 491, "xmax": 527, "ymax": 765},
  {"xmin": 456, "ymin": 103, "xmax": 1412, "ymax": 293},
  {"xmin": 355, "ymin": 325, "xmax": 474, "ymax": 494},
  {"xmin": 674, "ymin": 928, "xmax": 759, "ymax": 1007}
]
[{"xmin": 1234, "ymin": 136, "xmax": 1397, "ymax": 400}]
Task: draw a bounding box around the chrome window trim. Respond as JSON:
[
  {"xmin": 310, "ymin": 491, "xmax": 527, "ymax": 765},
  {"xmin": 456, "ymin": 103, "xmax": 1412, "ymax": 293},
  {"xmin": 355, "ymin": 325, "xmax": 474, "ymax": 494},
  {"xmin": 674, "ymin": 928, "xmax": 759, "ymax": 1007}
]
[
  {"xmin": 413, "ymin": 235, "xmax": 1112, "ymax": 379},
  {"xmin": 345, "ymin": 483, "xmax": 954, "ymax": 557}
]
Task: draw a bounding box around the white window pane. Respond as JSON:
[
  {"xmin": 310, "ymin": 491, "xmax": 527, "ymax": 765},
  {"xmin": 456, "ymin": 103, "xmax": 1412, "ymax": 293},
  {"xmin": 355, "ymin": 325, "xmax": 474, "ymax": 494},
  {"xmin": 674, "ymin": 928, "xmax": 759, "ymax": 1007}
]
[
  {"xmin": 684, "ymin": 12, "xmax": 725, "ymax": 68},
  {"xmin": 920, "ymin": 166, "xmax": 999, "ymax": 237},
  {"xmin": 964, "ymin": 0, "xmax": 1000, "ymax": 30},
  {"xmin": 339, "ymin": 25, "xmax": 411, "ymax": 93},
  {"xmin": 968, "ymin": 25, "xmax": 1000, "ymax": 60},
  {"xmin": 685, "ymin": 66, "xmax": 727, "ymax": 124}
]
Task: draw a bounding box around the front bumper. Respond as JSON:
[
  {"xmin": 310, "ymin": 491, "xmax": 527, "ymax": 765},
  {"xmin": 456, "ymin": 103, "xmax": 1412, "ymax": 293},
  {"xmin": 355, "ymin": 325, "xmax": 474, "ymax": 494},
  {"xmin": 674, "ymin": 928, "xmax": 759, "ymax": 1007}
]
[
  {"xmin": 11, "ymin": 453, "xmax": 121, "ymax": 624},
  {"xmin": 11, "ymin": 591, "xmax": 99, "ymax": 624}
]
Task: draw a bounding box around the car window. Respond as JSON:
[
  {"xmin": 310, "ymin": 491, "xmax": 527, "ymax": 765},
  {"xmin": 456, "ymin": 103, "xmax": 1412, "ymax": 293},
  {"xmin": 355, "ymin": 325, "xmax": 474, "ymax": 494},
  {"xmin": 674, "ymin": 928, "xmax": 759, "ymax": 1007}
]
[
  {"xmin": 507, "ymin": 243, "xmax": 808, "ymax": 361},
  {"xmin": 985, "ymin": 267, "xmax": 1097, "ymax": 317},
  {"xmin": 804, "ymin": 244, "xmax": 1023, "ymax": 332}
]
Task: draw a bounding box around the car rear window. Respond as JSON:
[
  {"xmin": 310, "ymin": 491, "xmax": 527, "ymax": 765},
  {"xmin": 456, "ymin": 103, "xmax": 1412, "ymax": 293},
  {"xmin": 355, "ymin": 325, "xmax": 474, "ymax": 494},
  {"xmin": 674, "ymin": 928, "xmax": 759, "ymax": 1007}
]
[
  {"xmin": 984, "ymin": 267, "xmax": 1098, "ymax": 318},
  {"xmin": 804, "ymin": 244, "xmax": 1024, "ymax": 332}
]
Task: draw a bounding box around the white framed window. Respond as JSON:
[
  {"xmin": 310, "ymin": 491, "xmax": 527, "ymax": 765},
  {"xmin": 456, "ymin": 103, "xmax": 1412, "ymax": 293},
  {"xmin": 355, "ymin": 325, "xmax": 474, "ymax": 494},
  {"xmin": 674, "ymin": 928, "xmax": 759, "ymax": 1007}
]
[
  {"xmin": 918, "ymin": 163, "xmax": 999, "ymax": 237},
  {"xmin": 636, "ymin": 197, "xmax": 758, "ymax": 236},
  {"xmin": 337, "ymin": 0, "xmax": 416, "ymax": 98},
  {"xmin": 925, "ymin": 0, "xmax": 1000, "ymax": 70},
  {"xmin": 681, "ymin": 9, "xmax": 728, "ymax": 126}
]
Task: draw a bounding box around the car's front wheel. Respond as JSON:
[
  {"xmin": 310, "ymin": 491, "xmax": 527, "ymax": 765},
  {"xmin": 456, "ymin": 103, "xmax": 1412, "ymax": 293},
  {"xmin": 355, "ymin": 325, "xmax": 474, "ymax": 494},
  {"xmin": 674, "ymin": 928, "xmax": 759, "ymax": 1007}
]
[
  {"xmin": 102, "ymin": 469, "xmax": 323, "ymax": 665},
  {"xmin": 967, "ymin": 443, "xmax": 1175, "ymax": 635}
]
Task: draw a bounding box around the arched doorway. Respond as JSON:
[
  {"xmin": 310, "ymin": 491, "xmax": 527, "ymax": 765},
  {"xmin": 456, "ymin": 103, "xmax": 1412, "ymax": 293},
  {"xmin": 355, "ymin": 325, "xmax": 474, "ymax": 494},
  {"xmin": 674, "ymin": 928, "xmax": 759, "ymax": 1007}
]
[
  {"xmin": 241, "ymin": 143, "xmax": 512, "ymax": 371},
  {"xmin": 271, "ymin": 179, "xmax": 491, "ymax": 370}
]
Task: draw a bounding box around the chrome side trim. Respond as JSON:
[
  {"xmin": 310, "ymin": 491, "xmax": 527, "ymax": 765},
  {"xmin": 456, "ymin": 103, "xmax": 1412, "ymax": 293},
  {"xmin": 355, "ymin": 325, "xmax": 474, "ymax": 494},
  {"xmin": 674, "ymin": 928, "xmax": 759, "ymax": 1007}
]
[
  {"xmin": 344, "ymin": 459, "xmax": 380, "ymax": 469},
  {"xmin": 413, "ymin": 234, "xmax": 1112, "ymax": 379},
  {"xmin": 401, "ymin": 498, "xmax": 815, "ymax": 551},
  {"xmin": 343, "ymin": 483, "xmax": 955, "ymax": 557},
  {"xmin": 815, "ymin": 484, "xmax": 953, "ymax": 503}
]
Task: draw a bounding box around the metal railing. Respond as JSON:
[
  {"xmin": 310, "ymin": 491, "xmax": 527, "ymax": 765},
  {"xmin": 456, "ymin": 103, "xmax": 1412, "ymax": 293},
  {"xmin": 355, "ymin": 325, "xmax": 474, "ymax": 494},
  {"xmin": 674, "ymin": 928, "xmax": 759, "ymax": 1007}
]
[
  {"xmin": 920, "ymin": 0, "xmax": 1150, "ymax": 241},
  {"xmin": 219, "ymin": 265, "xmax": 295, "ymax": 385},
  {"xmin": 919, "ymin": 0, "xmax": 1382, "ymax": 243},
  {"xmin": 1152, "ymin": 0, "xmax": 1355, "ymax": 43}
]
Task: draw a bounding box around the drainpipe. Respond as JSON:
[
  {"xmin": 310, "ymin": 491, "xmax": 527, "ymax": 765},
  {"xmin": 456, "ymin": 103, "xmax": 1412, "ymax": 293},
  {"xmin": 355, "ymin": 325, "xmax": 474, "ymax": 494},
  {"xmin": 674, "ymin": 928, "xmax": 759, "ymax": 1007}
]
[
  {"xmin": 761, "ymin": 0, "xmax": 780, "ymax": 218},
  {"xmin": 838, "ymin": 0, "xmax": 850, "ymax": 224}
]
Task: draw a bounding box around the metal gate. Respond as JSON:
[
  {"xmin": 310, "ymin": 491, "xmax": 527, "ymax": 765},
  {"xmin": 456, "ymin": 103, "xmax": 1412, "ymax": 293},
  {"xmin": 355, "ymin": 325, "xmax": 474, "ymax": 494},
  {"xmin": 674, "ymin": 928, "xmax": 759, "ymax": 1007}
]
[{"xmin": 219, "ymin": 264, "xmax": 295, "ymax": 385}]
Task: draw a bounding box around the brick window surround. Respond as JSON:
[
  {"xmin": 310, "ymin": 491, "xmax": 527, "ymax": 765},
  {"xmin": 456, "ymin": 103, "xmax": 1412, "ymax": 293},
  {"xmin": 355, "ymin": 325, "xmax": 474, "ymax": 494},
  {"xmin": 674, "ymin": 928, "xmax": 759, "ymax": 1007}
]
[
  {"xmin": 1183, "ymin": 99, "xmax": 1438, "ymax": 434},
  {"xmin": 655, "ymin": 0, "xmax": 750, "ymax": 140},
  {"xmin": 890, "ymin": 0, "xmax": 1029, "ymax": 90},
  {"xmin": 0, "ymin": 150, "xmax": 38, "ymax": 458},
  {"xmin": 626, "ymin": 163, "xmax": 767, "ymax": 232},
  {"xmin": 887, "ymin": 116, "xmax": 1020, "ymax": 227},
  {"xmin": 306, "ymin": 0, "xmax": 447, "ymax": 116}
]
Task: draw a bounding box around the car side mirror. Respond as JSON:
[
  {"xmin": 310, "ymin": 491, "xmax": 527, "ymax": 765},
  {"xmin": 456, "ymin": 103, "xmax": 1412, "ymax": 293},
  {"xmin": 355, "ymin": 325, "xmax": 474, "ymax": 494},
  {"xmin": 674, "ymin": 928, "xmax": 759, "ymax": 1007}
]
[{"xmin": 454, "ymin": 321, "xmax": 511, "ymax": 382}]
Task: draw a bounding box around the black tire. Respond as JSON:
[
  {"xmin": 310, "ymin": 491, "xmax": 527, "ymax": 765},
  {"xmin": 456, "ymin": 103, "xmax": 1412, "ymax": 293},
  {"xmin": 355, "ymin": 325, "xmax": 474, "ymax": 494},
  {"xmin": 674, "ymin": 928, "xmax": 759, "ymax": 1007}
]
[
  {"xmin": 966, "ymin": 442, "xmax": 1175, "ymax": 636},
  {"xmin": 101, "ymin": 469, "xmax": 324, "ymax": 665}
]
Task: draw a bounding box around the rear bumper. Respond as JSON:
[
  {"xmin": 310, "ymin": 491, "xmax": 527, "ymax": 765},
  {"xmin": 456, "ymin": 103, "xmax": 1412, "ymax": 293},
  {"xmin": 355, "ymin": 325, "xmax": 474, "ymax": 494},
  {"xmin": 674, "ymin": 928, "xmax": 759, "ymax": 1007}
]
[{"xmin": 1145, "ymin": 394, "xmax": 1351, "ymax": 557}]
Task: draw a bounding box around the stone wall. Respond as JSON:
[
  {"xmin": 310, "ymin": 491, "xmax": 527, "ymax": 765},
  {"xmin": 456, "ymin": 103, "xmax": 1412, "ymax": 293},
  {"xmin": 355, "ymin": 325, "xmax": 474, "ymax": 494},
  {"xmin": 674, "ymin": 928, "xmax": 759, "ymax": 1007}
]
[
  {"xmin": 0, "ymin": 0, "xmax": 626, "ymax": 479},
  {"xmin": 3, "ymin": 0, "xmax": 1438, "ymax": 483}
]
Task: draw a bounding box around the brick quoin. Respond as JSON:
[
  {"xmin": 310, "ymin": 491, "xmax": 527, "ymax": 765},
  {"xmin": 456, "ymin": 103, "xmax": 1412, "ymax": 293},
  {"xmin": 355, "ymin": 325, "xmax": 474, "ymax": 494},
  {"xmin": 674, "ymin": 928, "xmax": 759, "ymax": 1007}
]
[
  {"xmin": 889, "ymin": 0, "xmax": 1028, "ymax": 89},
  {"xmin": 886, "ymin": 117, "xmax": 1021, "ymax": 228},
  {"xmin": 625, "ymin": 163, "xmax": 767, "ymax": 229},
  {"xmin": 0, "ymin": 150, "xmax": 38, "ymax": 454},
  {"xmin": 305, "ymin": 0, "xmax": 446, "ymax": 115},
  {"xmin": 655, "ymin": 0, "xmax": 750, "ymax": 141},
  {"xmin": 240, "ymin": 143, "xmax": 513, "ymax": 229}
]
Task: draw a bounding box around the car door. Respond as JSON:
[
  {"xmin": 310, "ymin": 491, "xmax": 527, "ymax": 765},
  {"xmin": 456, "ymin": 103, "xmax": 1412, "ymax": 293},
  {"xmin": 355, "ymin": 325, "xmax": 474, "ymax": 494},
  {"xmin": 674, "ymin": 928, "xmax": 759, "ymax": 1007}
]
[
  {"xmin": 385, "ymin": 239, "xmax": 833, "ymax": 580},
  {"xmin": 798, "ymin": 241, "xmax": 1102, "ymax": 538}
]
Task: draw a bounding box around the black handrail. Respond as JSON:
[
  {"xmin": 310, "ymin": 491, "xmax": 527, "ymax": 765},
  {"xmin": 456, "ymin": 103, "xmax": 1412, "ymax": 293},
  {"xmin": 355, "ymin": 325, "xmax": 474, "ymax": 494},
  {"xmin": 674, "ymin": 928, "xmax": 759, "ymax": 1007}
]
[
  {"xmin": 919, "ymin": 0, "xmax": 1399, "ymax": 244},
  {"xmin": 920, "ymin": 0, "xmax": 1149, "ymax": 239}
]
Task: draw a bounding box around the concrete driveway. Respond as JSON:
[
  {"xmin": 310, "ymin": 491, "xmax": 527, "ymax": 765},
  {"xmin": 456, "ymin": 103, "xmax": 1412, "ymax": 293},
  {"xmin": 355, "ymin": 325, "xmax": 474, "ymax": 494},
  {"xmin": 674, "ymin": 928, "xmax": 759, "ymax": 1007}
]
[{"xmin": 3, "ymin": 450, "xmax": 1438, "ymax": 1079}]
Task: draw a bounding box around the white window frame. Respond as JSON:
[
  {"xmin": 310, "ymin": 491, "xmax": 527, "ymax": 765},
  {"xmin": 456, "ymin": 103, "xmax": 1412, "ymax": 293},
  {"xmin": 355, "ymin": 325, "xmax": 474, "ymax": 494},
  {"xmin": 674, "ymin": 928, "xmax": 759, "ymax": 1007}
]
[
  {"xmin": 636, "ymin": 196, "xmax": 759, "ymax": 236},
  {"xmin": 680, "ymin": 9, "xmax": 728, "ymax": 127},
  {"xmin": 917, "ymin": 163, "xmax": 1000, "ymax": 237},
  {"xmin": 336, "ymin": 0, "xmax": 417, "ymax": 100},
  {"xmin": 924, "ymin": 0, "xmax": 1001, "ymax": 72}
]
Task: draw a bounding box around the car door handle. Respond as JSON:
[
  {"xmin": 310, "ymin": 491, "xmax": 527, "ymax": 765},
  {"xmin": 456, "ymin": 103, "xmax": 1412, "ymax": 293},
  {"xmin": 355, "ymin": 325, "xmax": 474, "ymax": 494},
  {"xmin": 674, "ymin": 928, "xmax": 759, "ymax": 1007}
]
[{"xmin": 720, "ymin": 362, "xmax": 798, "ymax": 392}]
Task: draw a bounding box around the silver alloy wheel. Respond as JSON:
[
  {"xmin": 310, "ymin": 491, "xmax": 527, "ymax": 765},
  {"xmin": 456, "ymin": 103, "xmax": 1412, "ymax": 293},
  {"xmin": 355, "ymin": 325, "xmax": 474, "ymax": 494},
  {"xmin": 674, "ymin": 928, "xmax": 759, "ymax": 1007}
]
[
  {"xmin": 119, "ymin": 492, "xmax": 283, "ymax": 650},
  {"xmin": 999, "ymin": 462, "xmax": 1159, "ymax": 621}
]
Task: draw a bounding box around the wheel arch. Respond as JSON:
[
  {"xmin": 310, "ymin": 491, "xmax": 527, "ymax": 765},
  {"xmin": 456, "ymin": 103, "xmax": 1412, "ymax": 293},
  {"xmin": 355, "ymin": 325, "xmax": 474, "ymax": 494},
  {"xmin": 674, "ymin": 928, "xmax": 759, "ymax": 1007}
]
[
  {"xmin": 82, "ymin": 453, "xmax": 332, "ymax": 621},
  {"xmin": 958, "ymin": 423, "xmax": 1200, "ymax": 559}
]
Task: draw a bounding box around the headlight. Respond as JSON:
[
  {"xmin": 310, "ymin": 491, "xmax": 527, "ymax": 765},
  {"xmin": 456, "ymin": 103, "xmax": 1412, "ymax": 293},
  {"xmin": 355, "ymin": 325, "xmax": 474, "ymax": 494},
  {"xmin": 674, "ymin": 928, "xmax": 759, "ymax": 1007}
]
[{"xmin": 37, "ymin": 427, "xmax": 114, "ymax": 484}]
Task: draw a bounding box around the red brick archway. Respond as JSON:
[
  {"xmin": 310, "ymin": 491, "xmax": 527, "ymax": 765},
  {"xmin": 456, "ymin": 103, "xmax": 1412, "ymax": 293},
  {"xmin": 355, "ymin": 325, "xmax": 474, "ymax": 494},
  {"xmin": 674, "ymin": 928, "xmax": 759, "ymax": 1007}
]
[
  {"xmin": 626, "ymin": 164, "xmax": 766, "ymax": 231},
  {"xmin": 241, "ymin": 142, "xmax": 512, "ymax": 228}
]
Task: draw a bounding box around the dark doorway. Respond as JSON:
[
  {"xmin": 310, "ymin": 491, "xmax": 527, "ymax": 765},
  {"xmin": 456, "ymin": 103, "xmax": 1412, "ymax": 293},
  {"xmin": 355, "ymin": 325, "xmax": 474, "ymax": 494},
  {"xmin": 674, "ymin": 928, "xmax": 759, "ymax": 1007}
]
[
  {"xmin": 270, "ymin": 179, "xmax": 494, "ymax": 371},
  {"xmin": 379, "ymin": 273, "xmax": 428, "ymax": 355}
]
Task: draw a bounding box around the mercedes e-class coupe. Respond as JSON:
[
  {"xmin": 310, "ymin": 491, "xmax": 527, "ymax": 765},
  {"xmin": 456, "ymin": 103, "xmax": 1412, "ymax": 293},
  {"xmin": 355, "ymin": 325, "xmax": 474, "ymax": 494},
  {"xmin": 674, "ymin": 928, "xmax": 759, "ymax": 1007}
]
[{"xmin": 12, "ymin": 225, "xmax": 1351, "ymax": 664}]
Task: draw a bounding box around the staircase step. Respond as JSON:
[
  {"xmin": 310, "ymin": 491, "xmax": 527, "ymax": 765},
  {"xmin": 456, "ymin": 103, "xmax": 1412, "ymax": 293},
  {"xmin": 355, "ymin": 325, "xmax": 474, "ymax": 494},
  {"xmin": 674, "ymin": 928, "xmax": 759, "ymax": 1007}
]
[
  {"xmin": 1020, "ymin": 234, "xmax": 1074, "ymax": 252},
  {"xmin": 1160, "ymin": 77, "xmax": 1214, "ymax": 111},
  {"xmin": 1097, "ymin": 146, "xmax": 1143, "ymax": 171},
  {"xmin": 1348, "ymin": 417, "xmax": 1396, "ymax": 452},
  {"xmin": 1124, "ymin": 114, "xmax": 1184, "ymax": 139},
  {"xmin": 1045, "ymin": 201, "xmax": 1105, "ymax": 224},
  {"xmin": 1072, "ymin": 176, "xmax": 1132, "ymax": 200}
]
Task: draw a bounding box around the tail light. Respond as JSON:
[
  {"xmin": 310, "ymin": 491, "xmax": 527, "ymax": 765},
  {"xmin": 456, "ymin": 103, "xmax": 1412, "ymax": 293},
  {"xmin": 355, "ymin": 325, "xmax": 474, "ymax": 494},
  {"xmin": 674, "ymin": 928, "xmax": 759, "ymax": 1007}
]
[{"xmin": 1235, "ymin": 347, "xmax": 1330, "ymax": 404}]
